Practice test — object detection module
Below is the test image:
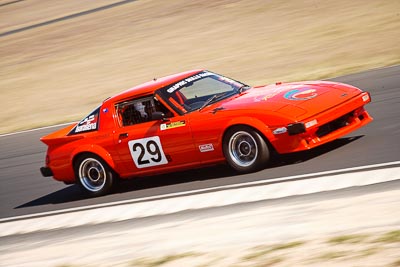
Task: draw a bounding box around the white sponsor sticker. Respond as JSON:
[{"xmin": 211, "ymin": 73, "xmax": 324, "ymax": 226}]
[
  {"xmin": 199, "ymin": 144, "xmax": 214, "ymax": 152},
  {"xmin": 75, "ymin": 122, "xmax": 97, "ymax": 132},
  {"xmin": 128, "ymin": 136, "xmax": 168, "ymax": 168}
]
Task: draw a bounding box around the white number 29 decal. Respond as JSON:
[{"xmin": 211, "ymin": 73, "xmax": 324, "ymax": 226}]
[{"xmin": 128, "ymin": 136, "xmax": 168, "ymax": 168}]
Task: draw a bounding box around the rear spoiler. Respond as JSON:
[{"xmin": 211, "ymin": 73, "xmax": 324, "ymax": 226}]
[
  {"xmin": 40, "ymin": 123, "xmax": 83, "ymax": 146},
  {"xmin": 40, "ymin": 134, "xmax": 84, "ymax": 146}
]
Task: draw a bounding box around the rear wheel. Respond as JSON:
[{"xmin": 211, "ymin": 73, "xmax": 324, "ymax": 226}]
[
  {"xmin": 74, "ymin": 154, "xmax": 115, "ymax": 197},
  {"xmin": 223, "ymin": 126, "xmax": 270, "ymax": 173}
]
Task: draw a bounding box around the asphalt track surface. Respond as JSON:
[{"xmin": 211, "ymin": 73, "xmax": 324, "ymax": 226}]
[{"xmin": 0, "ymin": 65, "xmax": 399, "ymax": 220}]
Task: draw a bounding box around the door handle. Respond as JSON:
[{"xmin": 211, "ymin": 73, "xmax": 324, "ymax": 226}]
[{"xmin": 119, "ymin": 133, "xmax": 129, "ymax": 139}]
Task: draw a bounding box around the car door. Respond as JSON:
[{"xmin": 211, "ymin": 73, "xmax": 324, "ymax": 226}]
[{"xmin": 113, "ymin": 96, "xmax": 199, "ymax": 177}]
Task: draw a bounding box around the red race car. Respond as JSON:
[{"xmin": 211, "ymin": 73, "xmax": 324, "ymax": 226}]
[{"xmin": 40, "ymin": 70, "xmax": 373, "ymax": 196}]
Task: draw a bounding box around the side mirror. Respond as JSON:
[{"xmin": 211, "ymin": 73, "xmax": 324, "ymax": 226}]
[{"xmin": 152, "ymin": 111, "xmax": 168, "ymax": 121}]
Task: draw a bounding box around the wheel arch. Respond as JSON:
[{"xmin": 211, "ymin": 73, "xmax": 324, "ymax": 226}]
[
  {"xmin": 221, "ymin": 117, "xmax": 277, "ymax": 152},
  {"xmin": 71, "ymin": 144, "xmax": 118, "ymax": 175}
]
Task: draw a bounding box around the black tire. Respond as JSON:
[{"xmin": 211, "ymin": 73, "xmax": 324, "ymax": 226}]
[
  {"xmin": 223, "ymin": 126, "xmax": 270, "ymax": 173},
  {"xmin": 74, "ymin": 154, "xmax": 115, "ymax": 197}
]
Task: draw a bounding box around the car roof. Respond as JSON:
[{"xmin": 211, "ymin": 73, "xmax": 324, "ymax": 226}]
[{"xmin": 104, "ymin": 69, "xmax": 204, "ymax": 104}]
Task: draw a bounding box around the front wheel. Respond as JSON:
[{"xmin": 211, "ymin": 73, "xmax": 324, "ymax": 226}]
[
  {"xmin": 74, "ymin": 154, "xmax": 115, "ymax": 197},
  {"xmin": 223, "ymin": 126, "xmax": 270, "ymax": 173}
]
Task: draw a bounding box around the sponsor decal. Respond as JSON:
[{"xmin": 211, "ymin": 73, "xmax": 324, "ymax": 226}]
[
  {"xmin": 273, "ymin": 127, "xmax": 287, "ymax": 135},
  {"xmin": 255, "ymin": 85, "xmax": 305, "ymax": 102},
  {"xmin": 80, "ymin": 114, "xmax": 96, "ymax": 125},
  {"xmin": 256, "ymin": 88, "xmax": 286, "ymax": 101},
  {"xmin": 284, "ymin": 88, "xmax": 317, "ymax": 101},
  {"xmin": 160, "ymin": 120, "xmax": 186, "ymax": 131},
  {"xmin": 75, "ymin": 114, "xmax": 97, "ymax": 133},
  {"xmin": 256, "ymin": 85, "xmax": 299, "ymax": 101},
  {"xmin": 75, "ymin": 122, "xmax": 97, "ymax": 133},
  {"xmin": 128, "ymin": 136, "xmax": 168, "ymax": 168},
  {"xmin": 256, "ymin": 92, "xmax": 280, "ymax": 101},
  {"xmin": 167, "ymin": 72, "xmax": 213, "ymax": 93},
  {"xmin": 199, "ymin": 143, "xmax": 214, "ymax": 152},
  {"xmin": 69, "ymin": 107, "xmax": 100, "ymax": 135}
]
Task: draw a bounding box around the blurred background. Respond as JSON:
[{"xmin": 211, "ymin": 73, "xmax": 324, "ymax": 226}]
[
  {"xmin": 1, "ymin": 1, "xmax": 400, "ymax": 266},
  {"xmin": 0, "ymin": 0, "xmax": 399, "ymax": 134}
]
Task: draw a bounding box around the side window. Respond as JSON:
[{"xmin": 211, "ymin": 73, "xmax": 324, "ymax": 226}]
[{"xmin": 116, "ymin": 96, "xmax": 171, "ymax": 127}]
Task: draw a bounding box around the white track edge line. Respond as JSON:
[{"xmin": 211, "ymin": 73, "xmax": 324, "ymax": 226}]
[
  {"xmin": 1, "ymin": 161, "xmax": 399, "ymax": 223},
  {"xmin": 325, "ymin": 63, "xmax": 400, "ymax": 81},
  {"xmin": 0, "ymin": 122, "xmax": 77, "ymax": 137}
]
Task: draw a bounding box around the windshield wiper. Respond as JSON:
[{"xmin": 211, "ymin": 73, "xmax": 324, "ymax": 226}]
[
  {"xmin": 199, "ymin": 94, "xmax": 219, "ymax": 111},
  {"xmin": 199, "ymin": 90, "xmax": 239, "ymax": 111}
]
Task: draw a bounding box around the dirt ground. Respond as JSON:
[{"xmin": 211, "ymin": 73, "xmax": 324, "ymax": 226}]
[
  {"xmin": 0, "ymin": 188, "xmax": 399, "ymax": 267},
  {"xmin": 0, "ymin": 0, "xmax": 399, "ymax": 134}
]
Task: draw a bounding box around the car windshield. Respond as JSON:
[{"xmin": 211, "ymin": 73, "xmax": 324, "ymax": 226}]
[{"xmin": 156, "ymin": 71, "xmax": 249, "ymax": 114}]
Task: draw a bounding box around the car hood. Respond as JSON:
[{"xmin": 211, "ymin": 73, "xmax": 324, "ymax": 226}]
[{"xmin": 221, "ymin": 81, "xmax": 362, "ymax": 120}]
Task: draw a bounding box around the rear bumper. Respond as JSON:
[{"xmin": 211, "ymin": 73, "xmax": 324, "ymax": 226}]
[{"xmin": 40, "ymin": 167, "xmax": 53, "ymax": 177}]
